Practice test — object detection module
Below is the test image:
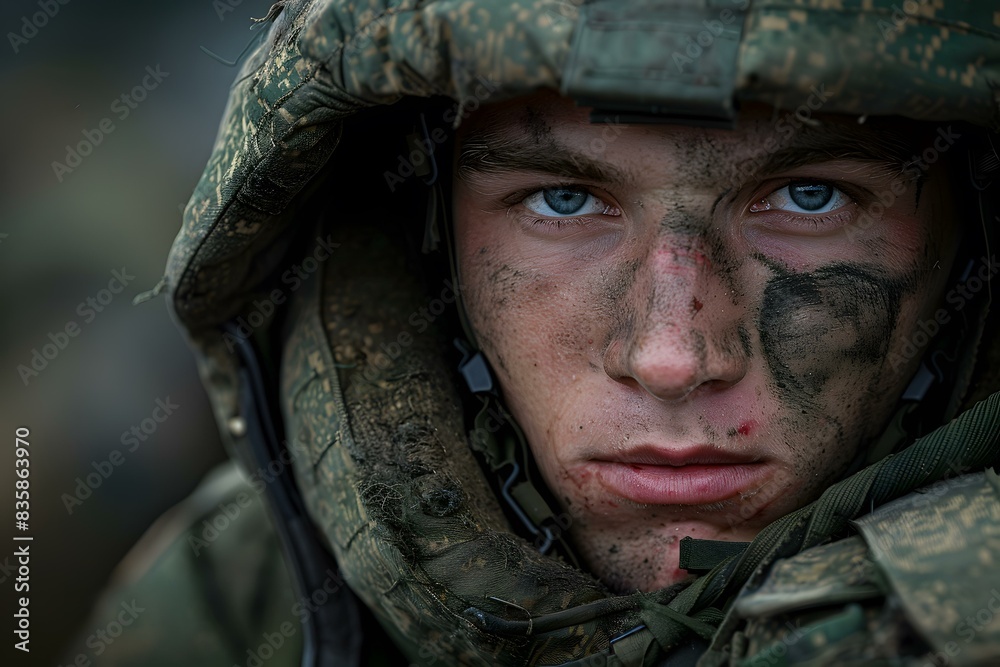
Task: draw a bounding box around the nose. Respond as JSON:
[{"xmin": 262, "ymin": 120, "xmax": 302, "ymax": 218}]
[{"xmin": 603, "ymin": 243, "xmax": 749, "ymax": 402}]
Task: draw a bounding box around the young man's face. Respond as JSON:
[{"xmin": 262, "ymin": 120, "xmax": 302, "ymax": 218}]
[{"xmin": 451, "ymin": 90, "xmax": 960, "ymax": 593}]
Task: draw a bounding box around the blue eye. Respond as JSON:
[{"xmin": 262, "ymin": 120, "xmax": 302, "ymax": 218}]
[
  {"xmin": 788, "ymin": 183, "xmax": 833, "ymax": 210},
  {"xmin": 523, "ymin": 187, "xmax": 612, "ymax": 217},
  {"xmin": 756, "ymin": 181, "xmax": 851, "ymax": 215}
]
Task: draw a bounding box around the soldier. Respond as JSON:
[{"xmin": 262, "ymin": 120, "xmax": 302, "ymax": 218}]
[{"xmin": 78, "ymin": 1, "xmax": 1000, "ymax": 665}]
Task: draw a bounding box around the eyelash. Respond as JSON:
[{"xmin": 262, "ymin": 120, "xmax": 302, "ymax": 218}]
[
  {"xmin": 745, "ymin": 179, "xmax": 862, "ymax": 233},
  {"xmin": 506, "ymin": 183, "xmax": 620, "ymax": 229},
  {"xmin": 508, "ymin": 179, "xmax": 864, "ymax": 233}
]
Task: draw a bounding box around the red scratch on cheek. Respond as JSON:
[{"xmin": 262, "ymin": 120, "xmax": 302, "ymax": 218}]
[
  {"xmin": 691, "ymin": 297, "xmax": 703, "ymax": 316},
  {"xmin": 737, "ymin": 421, "xmax": 756, "ymax": 437}
]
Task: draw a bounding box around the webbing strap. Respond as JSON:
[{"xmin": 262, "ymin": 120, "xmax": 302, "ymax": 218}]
[
  {"xmin": 693, "ymin": 389, "xmax": 1000, "ymax": 666},
  {"xmin": 561, "ymin": 0, "xmax": 746, "ymax": 128}
]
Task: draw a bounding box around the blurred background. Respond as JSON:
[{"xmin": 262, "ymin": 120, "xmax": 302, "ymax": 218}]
[{"xmin": 0, "ymin": 0, "xmax": 274, "ymax": 663}]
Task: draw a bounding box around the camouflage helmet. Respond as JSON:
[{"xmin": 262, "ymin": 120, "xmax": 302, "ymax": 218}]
[{"xmin": 159, "ymin": 1, "xmax": 1000, "ymax": 664}]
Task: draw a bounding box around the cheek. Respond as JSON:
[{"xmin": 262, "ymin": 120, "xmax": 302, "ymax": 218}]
[
  {"xmin": 758, "ymin": 265, "xmax": 907, "ymax": 408},
  {"xmin": 455, "ymin": 218, "xmax": 594, "ymax": 408}
]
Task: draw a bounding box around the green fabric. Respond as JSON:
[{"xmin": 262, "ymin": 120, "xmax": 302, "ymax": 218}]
[
  {"xmin": 696, "ymin": 394, "xmax": 1000, "ymax": 665},
  {"xmin": 852, "ymin": 469, "xmax": 1000, "ymax": 665},
  {"xmin": 678, "ymin": 538, "xmax": 750, "ymax": 574},
  {"xmin": 67, "ymin": 463, "xmax": 303, "ymax": 667},
  {"xmin": 715, "ymin": 470, "xmax": 1000, "ymax": 666}
]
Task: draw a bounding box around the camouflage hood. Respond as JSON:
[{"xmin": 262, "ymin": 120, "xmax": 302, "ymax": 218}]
[{"xmin": 161, "ymin": 1, "xmax": 1000, "ymax": 664}]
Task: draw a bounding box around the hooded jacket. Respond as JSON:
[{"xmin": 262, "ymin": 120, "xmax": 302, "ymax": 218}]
[{"xmin": 81, "ymin": 1, "xmax": 1000, "ymax": 665}]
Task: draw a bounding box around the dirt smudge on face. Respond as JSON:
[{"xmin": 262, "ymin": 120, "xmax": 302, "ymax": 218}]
[
  {"xmin": 758, "ymin": 260, "xmax": 916, "ymax": 410},
  {"xmin": 468, "ymin": 252, "xmax": 536, "ymax": 377},
  {"xmin": 737, "ymin": 324, "xmax": 753, "ymax": 359},
  {"xmin": 597, "ymin": 259, "xmax": 642, "ymax": 351}
]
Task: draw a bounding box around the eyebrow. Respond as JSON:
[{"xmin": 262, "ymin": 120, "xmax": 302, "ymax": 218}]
[
  {"xmin": 457, "ymin": 115, "xmax": 921, "ymax": 190},
  {"xmin": 753, "ymin": 123, "xmax": 916, "ymax": 177},
  {"xmin": 456, "ymin": 126, "xmax": 637, "ymax": 189}
]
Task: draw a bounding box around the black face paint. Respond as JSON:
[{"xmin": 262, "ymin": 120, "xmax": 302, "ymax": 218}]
[{"xmin": 758, "ymin": 260, "xmax": 914, "ymax": 410}]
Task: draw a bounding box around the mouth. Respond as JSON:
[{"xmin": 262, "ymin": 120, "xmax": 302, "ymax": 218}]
[{"xmin": 590, "ymin": 444, "xmax": 771, "ymax": 506}]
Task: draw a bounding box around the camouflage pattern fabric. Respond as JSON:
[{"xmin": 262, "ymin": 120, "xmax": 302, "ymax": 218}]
[
  {"xmin": 726, "ymin": 470, "xmax": 1000, "ymax": 667},
  {"xmin": 165, "ymin": 0, "xmax": 1000, "ymax": 343},
  {"xmin": 279, "ymin": 223, "xmax": 625, "ymax": 665}
]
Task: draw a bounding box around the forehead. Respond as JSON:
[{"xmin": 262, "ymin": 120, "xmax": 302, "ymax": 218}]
[{"xmin": 455, "ymin": 90, "xmax": 921, "ymax": 191}]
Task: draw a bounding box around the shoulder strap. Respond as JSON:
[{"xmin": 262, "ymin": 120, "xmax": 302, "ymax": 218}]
[{"xmin": 852, "ymin": 469, "xmax": 1000, "ymax": 665}]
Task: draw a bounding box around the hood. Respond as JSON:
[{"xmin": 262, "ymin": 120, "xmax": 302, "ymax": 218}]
[{"xmin": 160, "ymin": 1, "xmax": 1000, "ymax": 665}]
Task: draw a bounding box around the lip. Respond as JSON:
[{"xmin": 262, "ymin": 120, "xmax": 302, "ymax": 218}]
[{"xmin": 591, "ymin": 445, "xmax": 770, "ymax": 506}]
